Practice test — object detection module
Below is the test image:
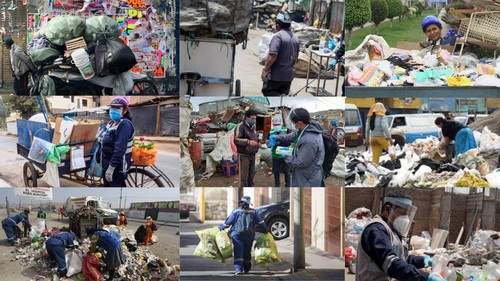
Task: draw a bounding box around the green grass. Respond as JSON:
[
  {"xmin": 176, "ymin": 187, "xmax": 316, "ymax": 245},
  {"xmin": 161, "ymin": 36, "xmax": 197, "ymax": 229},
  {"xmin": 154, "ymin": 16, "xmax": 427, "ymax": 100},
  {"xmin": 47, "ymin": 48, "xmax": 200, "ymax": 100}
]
[{"xmin": 347, "ymin": 10, "xmax": 437, "ymax": 50}]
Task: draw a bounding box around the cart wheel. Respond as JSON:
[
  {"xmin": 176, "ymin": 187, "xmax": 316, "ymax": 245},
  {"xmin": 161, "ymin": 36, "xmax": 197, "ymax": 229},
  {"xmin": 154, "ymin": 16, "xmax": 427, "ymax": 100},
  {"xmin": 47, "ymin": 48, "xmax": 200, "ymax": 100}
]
[
  {"xmin": 126, "ymin": 168, "xmax": 165, "ymax": 187},
  {"xmin": 23, "ymin": 162, "xmax": 38, "ymax": 187},
  {"xmin": 133, "ymin": 80, "xmax": 158, "ymax": 95},
  {"xmin": 234, "ymin": 79, "xmax": 241, "ymax": 96}
]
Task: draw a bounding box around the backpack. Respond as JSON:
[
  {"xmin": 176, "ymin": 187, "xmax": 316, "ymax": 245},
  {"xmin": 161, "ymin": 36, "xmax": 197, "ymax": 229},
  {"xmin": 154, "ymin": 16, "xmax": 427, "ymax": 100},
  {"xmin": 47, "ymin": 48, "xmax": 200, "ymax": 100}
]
[
  {"xmin": 322, "ymin": 134, "xmax": 339, "ymax": 178},
  {"xmin": 233, "ymin": 209, "xmax": 255, "ymax": 236},
  {"xmin": 151, "ymin": 223, "xmax": 158, "ymax": 231}
]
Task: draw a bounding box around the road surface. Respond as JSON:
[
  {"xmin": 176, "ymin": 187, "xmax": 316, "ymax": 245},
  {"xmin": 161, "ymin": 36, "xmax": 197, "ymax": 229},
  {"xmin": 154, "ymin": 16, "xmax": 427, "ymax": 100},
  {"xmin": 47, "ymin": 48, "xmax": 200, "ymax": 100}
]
[
  {"xmin": 0, "ymin": 208, "xmax": 180, "ymax": 280},
  {"xmin": 0, "ymin": 133, "xmax": 179, "ymax": 187}
]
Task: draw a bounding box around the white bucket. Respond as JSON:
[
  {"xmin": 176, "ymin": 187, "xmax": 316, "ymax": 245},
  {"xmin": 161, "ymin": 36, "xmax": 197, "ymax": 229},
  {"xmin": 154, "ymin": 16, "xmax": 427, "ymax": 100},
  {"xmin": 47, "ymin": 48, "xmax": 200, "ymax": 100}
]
[{"xmin": 71, "ymin": 48, "xmax": 95, "ymax": 79}]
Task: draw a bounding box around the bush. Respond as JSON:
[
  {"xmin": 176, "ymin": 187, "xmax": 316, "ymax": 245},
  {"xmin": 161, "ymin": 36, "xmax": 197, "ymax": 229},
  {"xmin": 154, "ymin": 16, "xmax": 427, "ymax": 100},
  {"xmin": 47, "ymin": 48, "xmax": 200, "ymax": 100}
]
[
  {"xmin": 387, "ymin": 0, "xmax": 404, "ymax": 20},
  {"xmin": 371, "ymin": 0, "xmax": 388, "ymax": 31},
  {"xmin": 415, "ymin": 2, "xmax": 425, "ymax": 16},
  {"xmin": 445, "ymin": 1, "xmax": 469, "ymax": 12},
  {"xmin": 345, "ymin": 0, "xmax": 372, "ymax": 31}
]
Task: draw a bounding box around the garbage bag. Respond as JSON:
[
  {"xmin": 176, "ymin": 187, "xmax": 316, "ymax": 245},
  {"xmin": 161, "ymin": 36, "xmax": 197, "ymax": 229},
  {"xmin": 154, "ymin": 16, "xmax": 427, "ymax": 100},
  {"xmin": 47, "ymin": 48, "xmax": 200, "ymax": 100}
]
[
  {"xmin": 84, "ymin": 16, "xmax": 120, "ymax": 43},
  {"xmin": 486, "ymin": 169, "xmax": 500, "ymax": 187},
  {"xmin": 37, "ymin": 15, "xmax": 86, "ymax": 46},
  {"xmin": 82, "ymin": 252, "xmax": 101, "ymax": 281},
  {"xmin": 254, "ymin": 233, "xmax": 281, "ymax": 267},
  {"xmin": 47, "ymin": 144, "xmax": 70, "ymax": 163},
  {"xmin": 411, "ymin": 158, "xmax": 442, "ymax": 173},
  {"xmin": 29, "ymin": 48, "xmax": 61, "ymax": 66},
  {"xmin": 95, "ymin": 38, "xmax": 137, "ymax": 76},
  {"xmin": 65, "ymin": 249, "xmax": 83, "ymax": 277},
  {"xmin": 194, "ymin": 227, "xmax": 225, "ymax": 263},
  {"xmin": 437, "ymin": 163, "xmax": 462, "ymax": 173},
  {"xmin": 134, "ymin": 225, "xmax": 147, "ymax": 243},
  {"xmin": 447, "ymin": 76, "xmax": 471, "ymax": 86},
  {"xmin": 132, "ymin": 145, "xmax": 158, "ymax": 166},
  {"xmin": 215, "ymin": 230, "xmax": 233, "ymax": 259}
]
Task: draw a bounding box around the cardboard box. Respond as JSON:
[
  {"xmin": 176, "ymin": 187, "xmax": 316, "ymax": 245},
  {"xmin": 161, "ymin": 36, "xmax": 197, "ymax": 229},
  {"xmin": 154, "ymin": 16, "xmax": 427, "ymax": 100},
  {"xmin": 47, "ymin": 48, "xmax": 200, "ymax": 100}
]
[
  {"xmin": 68, "ymin": 121, "xmax": 100, "ymax": 155},
  {"xmin": 52, "ymin": 118, "xmax": 75, "ymax": 144}
]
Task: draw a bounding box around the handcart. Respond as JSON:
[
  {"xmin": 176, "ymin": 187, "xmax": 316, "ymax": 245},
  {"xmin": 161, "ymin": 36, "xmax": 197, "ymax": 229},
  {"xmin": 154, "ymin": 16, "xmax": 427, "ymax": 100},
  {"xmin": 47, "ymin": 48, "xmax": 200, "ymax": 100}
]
[{"xmin": 16, "ymin": 97, "xmax": 174, "ymax": 187}]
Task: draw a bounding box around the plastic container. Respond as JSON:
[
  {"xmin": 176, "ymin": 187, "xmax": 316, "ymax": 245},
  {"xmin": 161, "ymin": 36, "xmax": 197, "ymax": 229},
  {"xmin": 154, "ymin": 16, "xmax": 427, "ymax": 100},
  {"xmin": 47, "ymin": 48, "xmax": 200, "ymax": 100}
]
[
  {"xmin": 221, "ymin": 158, "xmax": 238, "ymax": 177},
  {"xmin": 276, "ymin": 146, "xmax": 293, "ymax": 156},
  {"xmin": 28, "ymin": 137, "xmax": 54, "ymax": 163},
  {"xmin": 319, "ymin": 40, "xmax": 326, "ymax": 53},
  {"xmin": 71, "ymin": 48, "xmax": 95, "ymax": 79}
]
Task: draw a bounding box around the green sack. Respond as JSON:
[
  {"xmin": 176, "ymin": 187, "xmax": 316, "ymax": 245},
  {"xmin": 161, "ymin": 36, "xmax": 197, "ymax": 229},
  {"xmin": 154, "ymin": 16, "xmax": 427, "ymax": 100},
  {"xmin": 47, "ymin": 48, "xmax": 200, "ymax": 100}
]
[
  {"xmin": 254, "ymin": 233, "xmax": 281, "ymax": 267},
  {"xmin": 215, "ymin": 229, "xmax": 233, "ymax": 259},
  {"xmin": 84, "ymin": 16, "xmax": 120, "ymax": 43},
  {"xmin": 193, "ymin": 227, "xmax": 225, "ymax": 263},
  {"xmin": 38, "ymin": 15, "xmax": 86, "ymax": 46},
  {"xmin": 29, "ymin": 48, "xmax": 61, "ymax": 66},
  {"xmin": 47, "ymin": 144, "xmax": 70, "ymax": 163}
]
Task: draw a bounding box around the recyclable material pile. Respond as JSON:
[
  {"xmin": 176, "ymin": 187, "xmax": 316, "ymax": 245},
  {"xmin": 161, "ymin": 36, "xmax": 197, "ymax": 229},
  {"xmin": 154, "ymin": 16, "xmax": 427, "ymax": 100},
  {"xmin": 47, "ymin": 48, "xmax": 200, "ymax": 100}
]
[
  {"xmin": 11, "ymin": 222, "xmax": 180, "ymax": 280},
  {"xmin": 345, "ymin": 34, "xmax": 500, "ymax": 87},
  {"xmin": 346, "ymin": 127, "xmax": 500, "ymax": 188}
]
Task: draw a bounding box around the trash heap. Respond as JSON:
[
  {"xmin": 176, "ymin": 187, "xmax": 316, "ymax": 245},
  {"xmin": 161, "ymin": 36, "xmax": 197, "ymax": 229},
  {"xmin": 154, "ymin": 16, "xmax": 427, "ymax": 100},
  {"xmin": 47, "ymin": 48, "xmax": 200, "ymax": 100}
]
[
  {"xmin": 346, "ymin": 127, "xmax": 500, "ymax": 188},
  {"xmin": 11, "ymin": 222, "xmax": 180, "ymax": 281},
  {"xmin": 345, "ymin": 35, "xmax": 500, "ymax": 87}
]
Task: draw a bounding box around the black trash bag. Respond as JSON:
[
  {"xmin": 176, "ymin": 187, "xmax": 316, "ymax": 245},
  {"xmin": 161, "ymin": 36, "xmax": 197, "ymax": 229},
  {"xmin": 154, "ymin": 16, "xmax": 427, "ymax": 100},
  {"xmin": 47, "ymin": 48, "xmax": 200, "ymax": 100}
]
[
  {"xmin": 375, "ymin": 173, "xmax": 394, "ymax": 188},
  {"xmin": 411, "ymin": 158, "xmax": 442, "ymax": 173},
  {"xmin": 380, "ymin": 159, "xmax": 401, "ymax": 170},
  {"xmin": 387, "ymin": 53, "xmax": 413, "ymax": 71},
  {"xmin": 345, "ymin": 172, "xmax": 357, "ymax": 186},
  {"xmin": 437, "ymin": 163, "xmax": 463, "ymax": 173},
  {"xmin": 95, "ymin": 38, "xmax": 137, "ymax": 76},
  {"xmin": 134, "ymin": 225, "xmax": 147, "ymax": 243},
  {"xmin": 346, "ymin": 159, "xmax": 363, "ymax": 172}
]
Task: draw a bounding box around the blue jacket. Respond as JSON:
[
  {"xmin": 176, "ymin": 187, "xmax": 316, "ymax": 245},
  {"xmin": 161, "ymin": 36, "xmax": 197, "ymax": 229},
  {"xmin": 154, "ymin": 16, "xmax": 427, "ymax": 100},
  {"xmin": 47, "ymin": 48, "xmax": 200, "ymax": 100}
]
[
  {"xmin": 46, "ymin": 232, "xmax": 76, "ymax": 248},
  {"xmin": 276, "ymin": 122, "xmax": 325, "ymax": 187},
  {"xmin": 100, "ymin": 118, "xmax": 134, "ymax": 172},
  {"xmin": 219, "ymin": 208, "xmax": 267, "ymax": 237},
  {"xmin": 360, "ymin": 218, "xmax": 429, "ymax": 280},
  {"xmin": 3, "ymin": 213, "xmax": 31, "ymax": 228},
  {"xmin": 93, "ymin": 230, "xmax": 121, "ymax": 253}
]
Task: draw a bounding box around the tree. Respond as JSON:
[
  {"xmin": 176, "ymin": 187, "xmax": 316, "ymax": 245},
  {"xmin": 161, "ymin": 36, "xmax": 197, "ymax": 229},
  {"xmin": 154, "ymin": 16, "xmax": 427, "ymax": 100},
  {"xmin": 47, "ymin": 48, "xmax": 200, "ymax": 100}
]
[
  {"xmin": 371, "ymin": 0, "xmax": 388, "ymax": 34},
  {"xmin": 3, "ymin": 96, "xmax": 51, "ymax": 120},
  {"xmin": 345, "ymin": 0, "xmax": 372, "ymax": 48},
  {"xmin": 387, "ymin": 0, "xmax": 404, "ymax": 27}
]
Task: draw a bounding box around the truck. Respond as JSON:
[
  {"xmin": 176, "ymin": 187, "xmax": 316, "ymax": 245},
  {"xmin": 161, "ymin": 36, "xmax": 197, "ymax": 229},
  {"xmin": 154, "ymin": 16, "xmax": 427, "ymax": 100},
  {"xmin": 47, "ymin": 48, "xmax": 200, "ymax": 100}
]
[{"xmin": 64, "ymin": 196, "xmax": 118, "ymax": 220}]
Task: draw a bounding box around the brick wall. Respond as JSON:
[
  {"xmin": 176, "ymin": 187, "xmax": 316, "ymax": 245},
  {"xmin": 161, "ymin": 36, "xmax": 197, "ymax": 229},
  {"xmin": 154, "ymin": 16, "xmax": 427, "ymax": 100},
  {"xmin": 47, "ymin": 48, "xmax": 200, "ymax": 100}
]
[
  {"xmin": 304, "ymin": 188, "xmax": 312, "ymax": 246},
  {"xmin": 326, "ymin": 187, "xmax": 342, "ymax": 256}
]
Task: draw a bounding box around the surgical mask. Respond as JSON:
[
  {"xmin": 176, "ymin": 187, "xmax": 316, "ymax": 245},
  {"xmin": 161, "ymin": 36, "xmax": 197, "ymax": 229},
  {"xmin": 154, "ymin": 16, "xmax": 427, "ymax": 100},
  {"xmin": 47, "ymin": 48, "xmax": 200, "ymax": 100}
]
[
  {"xmin": 247, "ymin": 119, "xmax": 256, "ymax": 127},
  {"xmin": 274, "ymin": 125, "xmax": 282, "ymax": 132},
  {"xmin": 109, "ymin": 108, "xmax": 122, "ymax": 121},
  {"xmin": 293, "ymin": 122, "xmax": 300, "ymax": 131},
  {"xmin": 393, "ymin": 215, "xmax": 411, "ymax": 237}
]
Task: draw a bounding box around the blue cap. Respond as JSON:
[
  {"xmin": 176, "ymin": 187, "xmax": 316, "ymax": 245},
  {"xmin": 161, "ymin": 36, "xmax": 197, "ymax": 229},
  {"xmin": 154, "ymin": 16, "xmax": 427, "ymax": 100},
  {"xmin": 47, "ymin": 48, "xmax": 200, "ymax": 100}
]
[
  {"xmin": 421, "ymin": 16, "xmax": 442, "ymax": 32},
  {"xmin": 240, "ymin": 196, "xmax": 252, "ymax": 206}
]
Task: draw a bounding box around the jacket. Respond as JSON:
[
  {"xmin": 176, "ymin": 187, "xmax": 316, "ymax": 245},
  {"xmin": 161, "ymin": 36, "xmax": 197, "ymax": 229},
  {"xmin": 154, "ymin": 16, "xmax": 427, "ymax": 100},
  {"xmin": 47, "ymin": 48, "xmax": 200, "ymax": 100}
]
[
  {"xmin": 356, "ymin": 216, "xmax": 428, "ymax": 281},
  {"xmin": 91, "ymin": 230, "xmax": 121, "ymax": 253},
  {"xmin": 10, "ymin": 44, "xmax": 36, "ymax": 79},
  {"xmin": 219, "ymin": 207, "xmax": 267, "ymax": 237},
  {"xmin": 46, "ymin": 232, "xmax": 76, "ymax": 248},
  {"xmin": 366, "ymin": 116, "xmax": 391, "ymax": 139},
  {"xmin": 100, "ymin": 118, "xmax": 135, "ymax": 173},
  {"xmin": 2, "ymin": 213, "xmax": 31, "ymax": 228},
  {"xmin": 276, "ymin": 122, "xmax": 325, "ymax": 187},
  {"xmin": 234, "ymin": 121, "xmax": 259, "ymax": 155}
]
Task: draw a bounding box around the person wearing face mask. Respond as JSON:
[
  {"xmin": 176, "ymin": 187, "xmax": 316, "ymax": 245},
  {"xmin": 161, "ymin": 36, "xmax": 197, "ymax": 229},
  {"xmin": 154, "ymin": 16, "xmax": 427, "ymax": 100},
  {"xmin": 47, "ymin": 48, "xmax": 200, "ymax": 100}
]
[
  {"xmin": 269, "ymin": 114, "xmax": 292, "ymax": 187},
  {"xmin": 356, "ymin": 190, "xmax": 445, "ymax": 281},
  {"xmin": 99, "ymin": 97, "xmax": 135, "ymax": 187},
  {"xmin": 234, "ymin": 109, "xmax": 260, "ymax": 187},
  {"xmin": 269, "ymin": 108, "xmax": 325, "ymax": 187}
]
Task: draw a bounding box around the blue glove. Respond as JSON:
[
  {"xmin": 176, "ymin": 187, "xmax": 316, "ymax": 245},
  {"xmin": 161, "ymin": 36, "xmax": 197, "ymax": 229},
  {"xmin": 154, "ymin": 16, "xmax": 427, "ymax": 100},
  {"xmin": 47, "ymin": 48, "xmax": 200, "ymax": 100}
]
[
  {"xmin": 218, "ymin": 225, "xmax": 225, "ymax": 231},
  {"xmin": 427, "ymin": 273, "xmax": 446, "ymax": 281},
  {"xmin": 105, "ymin": 166, "xmax": 115, "ymax": 183},
  {"xmin": 268, "ymin": 135, "xmax": 277, "ymax": 148},
  {"xmin": 328, "ymin": 58, "xmax": 338, "ymax": 70},
  {"xmin": 424, "ymin": 256, "xmax": 433, "ymax": 268}
]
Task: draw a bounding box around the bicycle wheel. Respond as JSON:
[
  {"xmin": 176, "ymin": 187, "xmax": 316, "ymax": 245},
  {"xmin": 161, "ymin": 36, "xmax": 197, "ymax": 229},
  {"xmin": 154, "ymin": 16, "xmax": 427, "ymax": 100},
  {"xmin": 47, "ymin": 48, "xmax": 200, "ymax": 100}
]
[
  {"xmin": 132, "ymin": 80, "xmax": 158, "ymax": 95},
  {"xmin": 126, "ymin": 167, "xmax": 165, "ymax": 187}
]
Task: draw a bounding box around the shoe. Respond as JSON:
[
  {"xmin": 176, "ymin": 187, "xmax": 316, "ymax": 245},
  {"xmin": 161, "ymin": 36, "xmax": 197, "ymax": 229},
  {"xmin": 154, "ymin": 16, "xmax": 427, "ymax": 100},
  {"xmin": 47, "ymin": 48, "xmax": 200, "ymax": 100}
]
[
  {"xmin": 244, "ymin": 271, "xmax": 249, "ymax": 274},
  {"xmin": 235, "ymin": 271, "xmax": 243, "ymax": 275}
]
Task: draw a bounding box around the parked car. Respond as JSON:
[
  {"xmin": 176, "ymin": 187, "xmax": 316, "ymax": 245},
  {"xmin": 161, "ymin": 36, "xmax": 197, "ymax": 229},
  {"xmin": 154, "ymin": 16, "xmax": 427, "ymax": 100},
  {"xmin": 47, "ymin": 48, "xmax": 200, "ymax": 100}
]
[
  {"xmin": 255, "ymin": 200, "xmax": 289, "ymax": 240},
  {"xmin": 180, "ymin": 201, "xmax": 196, "ymax": 219},
  {"xmin": 344, "ymin": 104, "xmax": 364, "ymax": 147}
]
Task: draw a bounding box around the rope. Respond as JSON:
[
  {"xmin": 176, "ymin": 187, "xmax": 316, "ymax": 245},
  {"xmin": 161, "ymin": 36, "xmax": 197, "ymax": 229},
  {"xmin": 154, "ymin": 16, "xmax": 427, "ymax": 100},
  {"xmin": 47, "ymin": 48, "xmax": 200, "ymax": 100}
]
[{"xmin": 186, "ymin": 32, "xmax": 199, "ymax": 60}]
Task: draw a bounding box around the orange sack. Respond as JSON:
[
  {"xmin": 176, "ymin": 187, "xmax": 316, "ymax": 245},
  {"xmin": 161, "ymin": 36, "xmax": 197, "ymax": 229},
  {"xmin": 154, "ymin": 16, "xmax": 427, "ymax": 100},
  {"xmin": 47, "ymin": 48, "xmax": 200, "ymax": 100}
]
[{"xmin": 132, "ymin": 145, "xmax": 158, "ymax": 166}]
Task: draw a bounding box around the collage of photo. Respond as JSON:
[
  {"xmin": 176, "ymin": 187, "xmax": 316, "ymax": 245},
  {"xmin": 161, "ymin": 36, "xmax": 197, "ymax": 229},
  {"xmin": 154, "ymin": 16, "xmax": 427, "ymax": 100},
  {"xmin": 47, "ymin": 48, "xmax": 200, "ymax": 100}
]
[{"xmin": 0, "ymin": 0, "xmax": 498, "ymax": 281}]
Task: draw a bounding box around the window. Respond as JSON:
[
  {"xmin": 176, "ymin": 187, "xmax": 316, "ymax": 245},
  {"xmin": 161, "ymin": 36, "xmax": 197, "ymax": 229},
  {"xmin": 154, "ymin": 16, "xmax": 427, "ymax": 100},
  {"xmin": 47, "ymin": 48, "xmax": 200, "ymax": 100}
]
[
  {"xmin": 82, "ymin": 99, "xmax": 88, "ymax": 107},
  {"xmin": 344, "ymin": 110, "xmax": 360, "ymax": 126}
]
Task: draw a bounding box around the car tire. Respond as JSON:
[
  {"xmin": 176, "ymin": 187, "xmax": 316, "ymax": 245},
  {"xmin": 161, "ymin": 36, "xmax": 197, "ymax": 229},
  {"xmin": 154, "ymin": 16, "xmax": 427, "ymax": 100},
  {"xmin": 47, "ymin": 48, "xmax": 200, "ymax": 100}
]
[{"xmin": 268, "ymin": 217, "xmax": 289, "ymax": 240}]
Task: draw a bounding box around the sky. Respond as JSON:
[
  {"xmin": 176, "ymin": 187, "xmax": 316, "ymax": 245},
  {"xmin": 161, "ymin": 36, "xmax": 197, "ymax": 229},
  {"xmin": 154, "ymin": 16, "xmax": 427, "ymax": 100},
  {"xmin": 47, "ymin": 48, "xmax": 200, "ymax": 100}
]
[
  {"xmin": 189, "ymin": 97, "xmax": 344, "ymax": 112},
  {"xmin": 0, "ymin": 188, "xmax": 179, "ymax": 208}
]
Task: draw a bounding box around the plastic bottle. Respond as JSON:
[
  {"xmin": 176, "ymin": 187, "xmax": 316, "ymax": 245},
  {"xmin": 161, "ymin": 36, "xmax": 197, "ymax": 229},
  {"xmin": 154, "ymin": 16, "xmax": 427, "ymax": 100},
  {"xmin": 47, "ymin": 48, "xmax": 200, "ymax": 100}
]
[
  {"xmin": 319, "ymin": 36, "xmax": 326, "ymax": 53},
  {"xmin": 71, "ymin": 48, "xmax": 95, "ymax": 79},
  {"xmin": 276, "ymin": 146, "xmax": 293, "ymax": 156}
]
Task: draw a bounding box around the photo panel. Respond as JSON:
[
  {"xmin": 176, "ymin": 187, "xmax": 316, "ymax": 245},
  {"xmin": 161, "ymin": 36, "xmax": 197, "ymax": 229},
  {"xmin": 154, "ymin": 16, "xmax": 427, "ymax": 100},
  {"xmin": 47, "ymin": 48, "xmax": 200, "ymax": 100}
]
[
  {"xmin": 0, "ymin": 96, "xmax": 179, "ymax": 188},
  {"xmin": 180, "ymin": 187, "xmax": 344, "ymax": 280},
  {"xmin": 180, "ymin": 97, "xmax": 344, "ymax": 188},
  {"xmin": 0, "ymin": 187, "xmax": 180, "ymax": 280}
]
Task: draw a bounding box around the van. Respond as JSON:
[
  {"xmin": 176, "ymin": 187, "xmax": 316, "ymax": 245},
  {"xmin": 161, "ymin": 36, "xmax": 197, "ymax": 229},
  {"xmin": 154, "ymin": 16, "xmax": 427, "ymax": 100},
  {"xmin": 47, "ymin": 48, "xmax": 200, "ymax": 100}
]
[
  {"xmin": 453, "ymin": 114, "xmax": 488, "ymax": 126},
  {"xmin": 344, "ymin": 104, "xmax": 364, "ymax": 147},
  {"xmin": 386, "ymin": 113, "xmax": 445, "ymax": 143}
]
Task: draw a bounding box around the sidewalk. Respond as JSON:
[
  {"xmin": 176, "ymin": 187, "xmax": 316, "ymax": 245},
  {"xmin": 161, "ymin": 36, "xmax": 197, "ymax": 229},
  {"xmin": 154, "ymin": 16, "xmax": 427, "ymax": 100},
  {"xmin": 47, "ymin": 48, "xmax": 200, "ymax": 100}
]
[{"xmin": 181, "ymin": 221, "xmax": 344, "ymax": 281}]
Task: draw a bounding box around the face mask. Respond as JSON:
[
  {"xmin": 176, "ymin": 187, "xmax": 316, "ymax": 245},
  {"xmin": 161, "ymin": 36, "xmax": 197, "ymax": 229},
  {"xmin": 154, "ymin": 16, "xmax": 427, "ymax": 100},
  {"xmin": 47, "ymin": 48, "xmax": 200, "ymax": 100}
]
[
  {"xmin": 109, "ymin": 108, "xmax": 122, "ymax": 121},
  {"xmin": 393, "ymin": 215, "xmax": 411, "ymax": 237},
  {"xmin": 247, "ymin": 119, "xmax": 256, "ymax": 127},
  {"xmin": 293, "ymin": 122, "xmax": 300, "ymax": 131},
  {"xmin": 274, "ymin": 126, "xmax": 282, "ymax": 132}
]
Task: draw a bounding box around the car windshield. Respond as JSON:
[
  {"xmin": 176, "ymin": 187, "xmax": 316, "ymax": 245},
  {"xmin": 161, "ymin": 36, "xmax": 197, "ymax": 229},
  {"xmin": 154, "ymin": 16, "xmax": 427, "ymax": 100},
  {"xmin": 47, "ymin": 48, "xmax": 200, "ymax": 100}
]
[
  {"xmin": 96, "ymin": 201, "xmax": 111, "ymax": 209},
  {"xmin": 345, "ymin": 110, "xmax": 360, "ymax": 126}
]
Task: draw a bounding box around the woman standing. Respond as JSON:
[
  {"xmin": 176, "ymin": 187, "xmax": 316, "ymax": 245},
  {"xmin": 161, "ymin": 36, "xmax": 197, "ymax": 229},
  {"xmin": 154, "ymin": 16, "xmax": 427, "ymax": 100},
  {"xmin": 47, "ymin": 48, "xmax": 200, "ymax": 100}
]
[
  {"xmin": 100, "ymin": 97, "xmax": 135, "ymax": 187},
  {"xmin": 435, "ymin": 117, "xmax": 477, "ymax": 157},
  {"xmin": 365, "ymin": 103, "xmax": 392, "ymax": 164}
]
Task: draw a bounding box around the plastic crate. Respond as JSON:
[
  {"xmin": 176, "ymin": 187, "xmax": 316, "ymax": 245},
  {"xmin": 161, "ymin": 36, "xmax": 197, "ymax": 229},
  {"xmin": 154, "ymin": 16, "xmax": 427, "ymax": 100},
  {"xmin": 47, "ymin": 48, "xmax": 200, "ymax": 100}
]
[{"xmin": 221, "ymin": 158, "xmax": 238, "ymax": 177}]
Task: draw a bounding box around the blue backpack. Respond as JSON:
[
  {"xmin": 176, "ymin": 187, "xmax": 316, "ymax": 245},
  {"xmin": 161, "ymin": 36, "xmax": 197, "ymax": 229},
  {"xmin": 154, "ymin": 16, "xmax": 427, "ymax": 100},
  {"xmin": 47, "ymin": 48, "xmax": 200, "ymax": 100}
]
[{"xmin": 233, "ymin": 209, "xmax": 254, "ymax": 236}]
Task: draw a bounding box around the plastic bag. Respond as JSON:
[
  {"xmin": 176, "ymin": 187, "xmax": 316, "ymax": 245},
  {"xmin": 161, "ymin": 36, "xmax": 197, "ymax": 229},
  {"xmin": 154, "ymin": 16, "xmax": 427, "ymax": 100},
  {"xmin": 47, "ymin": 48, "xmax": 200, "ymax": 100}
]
[
  {"xmin": 95, "ymin": 38, "xmax": 137, "ymax": 76},
  {"xmin": 82, "ymin": 252, "xmax": 101, "ymax": 281},
  {"xmin": 215, "ymin": 230, "xmax": 233, "ymax": 259},
  {"xmin": 84, "ymin": 16, "xmax": 120, "ymax": 43},
  {"xmin": 29, "ymin": 48, "xmax": 60, "ymax": 66},
  {"xmin": 28, "ymin": 137, "xmax": 54, "ymax": 163},
  {"xmin": 447, "ymin": 76, "xmax": 471, "ymax": 86},
  {"xmin": 423, "ymin": 53, "xmax": 439, "ymax": 68},
  {"xmin": 194, "ymin": 227, "xmax": 225, "ymax": 263},
  {"xmin": 254, "ymin": 233, "xmax": 281, "ymax": 267},
  {"xmin": 87, "ymin": 144, "xmax": 103, "ymax": 177},
  {"xmin": 486, "ymin": 169, "xmax": 500, "ymax": 187},
  {"xmin": 132, "ymin": 145, "xmax": 158, "ymax": 166},
  {"xmin": 37, "ymin": 15, "xmax": 86, "ymax": 46},
  {"xmin": 65, "ymin": 249, "xmax": 83, "ymax": 277}
]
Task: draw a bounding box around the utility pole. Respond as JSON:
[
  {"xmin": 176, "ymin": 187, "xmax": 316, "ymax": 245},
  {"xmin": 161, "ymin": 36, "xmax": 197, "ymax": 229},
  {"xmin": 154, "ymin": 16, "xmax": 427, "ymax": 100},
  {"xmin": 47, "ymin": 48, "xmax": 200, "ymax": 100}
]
[
  {"xmin": 293, "ymin": 188, "xmax": 305, "ymax": 271},
  {"xmin": 6, "ymin": 196, "xmax": 10, "ymax": 217},
  {"xmin": 119, "ymin": 188, "xmax": 123, "ymax": 210},
  {"xmin": 124, "ymin": 197, "xmax": 127, "ymax": 211}
]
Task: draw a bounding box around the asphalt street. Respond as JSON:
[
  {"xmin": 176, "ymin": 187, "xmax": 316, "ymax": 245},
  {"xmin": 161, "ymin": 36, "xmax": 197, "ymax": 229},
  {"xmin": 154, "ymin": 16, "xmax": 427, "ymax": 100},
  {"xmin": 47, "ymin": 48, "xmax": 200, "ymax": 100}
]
[{"xmin": 0, "ymin": 133, "xmax": 179, "ymax": 187}]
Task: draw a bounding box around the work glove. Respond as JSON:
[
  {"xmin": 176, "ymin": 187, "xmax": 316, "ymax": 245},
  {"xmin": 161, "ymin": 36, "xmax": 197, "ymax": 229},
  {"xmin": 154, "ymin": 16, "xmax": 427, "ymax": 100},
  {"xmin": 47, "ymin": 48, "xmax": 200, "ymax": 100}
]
[
  {"xmin": 105, "ymin": 166, "xmax": 115, "ymax": 183},
  {"xmin": 328, "ymin": 59, "xmax": 338, "ymax": 70},
  {"xmin": 268, "ymin": 135, "xmax": 277, "ymax": 148},
  {"xmin": 427, "ymin": 273, "xmax": 446, "ymax": 281},
  {"xmin": 218, "ymin": 225, "xmax": 225, "ymax": 231},
  {"xmin": 423, "ymin": 256, "xmax": 433, "ymax": 268},
  {"xmin": 261, "ymin": 69, "xmax": 269, "ymax": 84}
]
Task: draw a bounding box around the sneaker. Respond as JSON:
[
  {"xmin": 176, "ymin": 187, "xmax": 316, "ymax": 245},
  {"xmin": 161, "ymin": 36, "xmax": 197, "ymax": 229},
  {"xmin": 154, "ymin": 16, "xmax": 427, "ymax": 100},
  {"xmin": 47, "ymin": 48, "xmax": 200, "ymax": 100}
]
[
  {"xmin": 244, "ymin": 271, "xmax": 249, "ymax": 274},
  {"xmin": 235, "ymin": 271, "xmax": 243, "ymax": 275}
]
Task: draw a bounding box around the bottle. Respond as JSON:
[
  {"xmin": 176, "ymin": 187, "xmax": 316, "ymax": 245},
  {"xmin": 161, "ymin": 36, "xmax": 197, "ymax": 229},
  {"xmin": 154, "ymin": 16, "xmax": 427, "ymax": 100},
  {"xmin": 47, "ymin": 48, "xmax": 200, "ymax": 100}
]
[{"xmin": 319, "ymin": 36, "xmax": 326, "ymax": 53}]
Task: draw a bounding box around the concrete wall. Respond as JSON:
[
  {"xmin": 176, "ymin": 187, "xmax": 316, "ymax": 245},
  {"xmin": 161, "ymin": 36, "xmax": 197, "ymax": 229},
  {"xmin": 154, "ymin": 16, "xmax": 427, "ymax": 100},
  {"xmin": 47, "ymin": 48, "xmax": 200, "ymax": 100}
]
[
  {"xmin": 327, "ymin": 187, "xmax": 342, "ymax": 256},
  {"xmin": 128, "ymin": 210, "xmax": 179, "ymax": 222}
]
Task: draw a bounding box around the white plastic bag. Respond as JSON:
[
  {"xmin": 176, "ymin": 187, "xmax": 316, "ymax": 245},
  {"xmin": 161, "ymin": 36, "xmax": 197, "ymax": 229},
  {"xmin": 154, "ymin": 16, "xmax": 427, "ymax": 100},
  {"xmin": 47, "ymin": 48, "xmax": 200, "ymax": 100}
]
[
  {"xmin": 423, "ymin": 53, "xmax": 439, "ymax": 68},
  {"xmin": 65, "ymin": 249, "xmax": 83, "ymax": 277},
  {"xmin": 486, "ymin": 169, "xmax": 500, "ymax": 187},
  {"xmin": 42, "ymin": 161, "xmax": 61, "ymax": 187}
]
